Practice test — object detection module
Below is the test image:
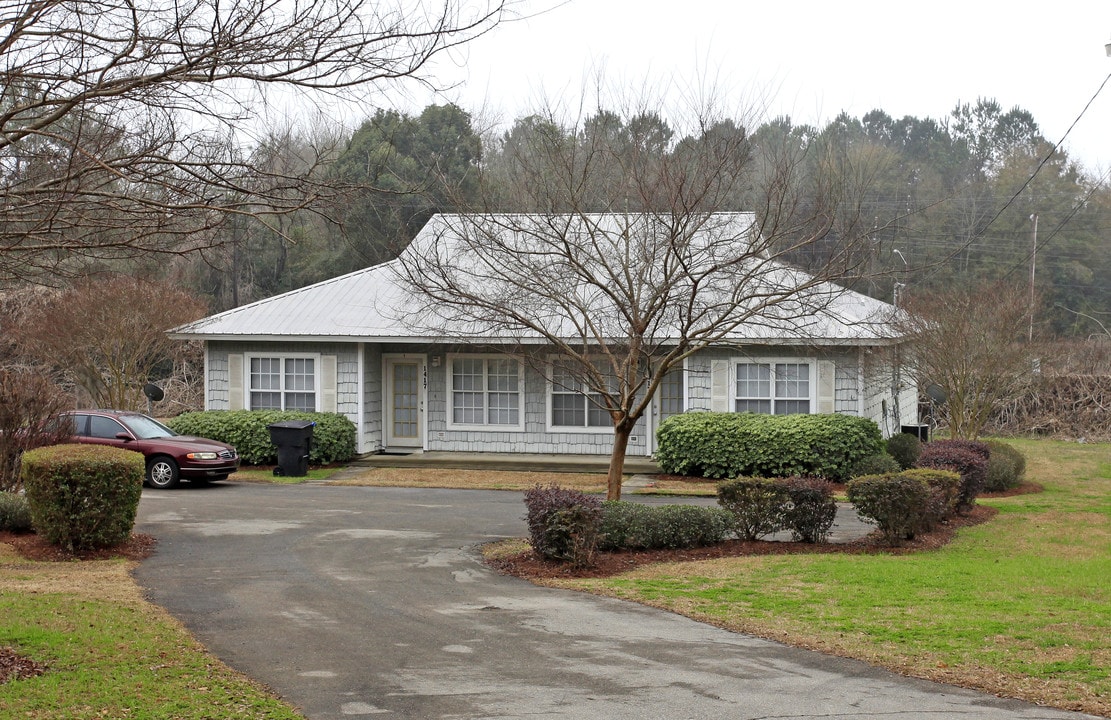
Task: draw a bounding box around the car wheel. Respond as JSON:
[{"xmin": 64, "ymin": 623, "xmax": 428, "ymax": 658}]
[{"xmin": 147, "ymin": 457, "xmax": 180, "ymax": 489}]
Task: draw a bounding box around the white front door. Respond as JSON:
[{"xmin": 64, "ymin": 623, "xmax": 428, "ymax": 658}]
[{"xmin": 384, "ymin": 356, "xmax": 424, "ymax": 449}]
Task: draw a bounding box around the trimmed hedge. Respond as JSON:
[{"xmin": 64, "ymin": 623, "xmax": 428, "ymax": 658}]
[
  {"xmin": 847, "ymin": 472, "xmax": 931, "ymax": 545},
  {"xmin": 598, "ymin": 502, "xmax": 731, "ymax": 550},
  {"xmin": 917, "ymin": 440, "xmax": 989, "ymax": 514},
  {"xmin": 656, "ymin": 412, "xmax": 883, "ymax": 481},
  {"xmin": 984, "ymin": 440, "xmax": 1027, "ymax": 492},
  {"xmin": 716, "ymin": 477, "xmax": 788, "ymax": 540},
  {"xmin": 21, "ymin": 444, "xmax": 144, "ymax": 551},
  {"xmin": 523, "ymin": 484, "xmax": 602, "ymax": 566},
  {"xmin": 885, "ymin": 432, "xmax": 922, "ymax": 470},
  {"xmin": 781, "ymin": 476, "xmax": 837, "ymax": 543},
  {"xmin": 0, "ymin": 491, "xmax": 32, "ymax": 532},
  {"xmin": 900, "ymin": 468, "xmax": 961, "ymax": 530},
  {"xmin": 167, "ymin": 410, "xmax": 357, "ymax": 465},
  {"xmin": 851, "ymin": 452, "xmax": 901, "ymax": 477}
]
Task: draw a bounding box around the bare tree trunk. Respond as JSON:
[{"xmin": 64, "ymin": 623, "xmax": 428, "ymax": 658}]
[{"xmin": 607, "ymin": 424, "xmax": 632, "ymax": 501}]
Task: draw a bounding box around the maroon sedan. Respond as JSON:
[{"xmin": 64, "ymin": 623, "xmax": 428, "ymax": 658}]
[{"xmin": 63, "ymin": 410, "xmax": 239, "ymax": 489}]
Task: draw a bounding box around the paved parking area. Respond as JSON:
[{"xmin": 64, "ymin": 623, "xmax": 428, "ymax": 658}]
[{"xmin": 134, "ymin": 483, "xmax": 1100, "ymax": 720}]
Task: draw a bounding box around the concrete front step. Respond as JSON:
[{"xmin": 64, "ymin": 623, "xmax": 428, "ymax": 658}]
[{"xmin": 349, "ymin": 451, "xmax": 660, "ymax": 474}]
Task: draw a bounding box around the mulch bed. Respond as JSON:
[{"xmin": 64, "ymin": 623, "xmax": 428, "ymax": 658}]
[
  {"xmin": 0, "ymin": 531, "xmax": 157, "ymax": 563},
  {"xmin": 487, "ymin": 503, "xmax": 1000, "ymax": 580}
]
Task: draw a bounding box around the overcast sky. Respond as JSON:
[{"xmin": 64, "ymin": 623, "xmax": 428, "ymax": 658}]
[{"xmin": 414, "ymin": 0, "xmax": 1111, "ymax": 172}]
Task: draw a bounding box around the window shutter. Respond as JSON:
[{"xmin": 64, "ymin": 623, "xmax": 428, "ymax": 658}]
[
  {"xmin": 710, "ymin": 360, "xmax": 730, "ymax": 412},
  {"xmin": 228, "ymin": 354, "xmax": 244, "ymax": 411},
  {"xmin": 321, "ymin": 355, "xmax": 337, "ymax": 413},
  {"xmin": 817, "ymin": 360, "xmax": 836, "ymax": 414}
]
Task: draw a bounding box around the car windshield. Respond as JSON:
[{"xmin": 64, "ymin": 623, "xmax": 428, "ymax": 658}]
[{"xmin": 119, "ymin": 414, "xmax": 177, "ymax": 440}]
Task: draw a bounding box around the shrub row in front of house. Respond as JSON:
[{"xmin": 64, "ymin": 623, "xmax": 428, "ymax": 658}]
[
  {"xmin": 523, "ymin": 485, "xmax": 733, "ymax": 567},
  {"xmin": 167, "ymin": 410, "xmax": 358, "ymax": 465},
  {"xmin": 655, "ymin": 412, "xmax": 883, "ymax": 482}
]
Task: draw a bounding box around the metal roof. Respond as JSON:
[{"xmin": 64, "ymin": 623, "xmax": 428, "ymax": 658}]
[{"xmin": 171, "ymin": 213, "xmax": 901, "ymax": 345}]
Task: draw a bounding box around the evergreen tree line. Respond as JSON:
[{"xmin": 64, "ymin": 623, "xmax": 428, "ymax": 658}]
[{"xmin": 182, "ymin": 99, "xmax": 1110, "ymax": 338}]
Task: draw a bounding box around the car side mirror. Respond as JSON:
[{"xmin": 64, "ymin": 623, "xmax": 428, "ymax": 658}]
[{"xmin": 116, "ymin": 432, "xmax": 133, "ymax": 442}]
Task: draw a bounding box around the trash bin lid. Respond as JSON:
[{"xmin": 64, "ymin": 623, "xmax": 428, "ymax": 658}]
[{"xmin": 267, "ymin": 420, "xmax": 316, "ymax": 430}]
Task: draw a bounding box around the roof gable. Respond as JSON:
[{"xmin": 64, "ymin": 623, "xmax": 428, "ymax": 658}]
[{"xmin": 172, "ymin": 213, "xmax": 899, "ymax": 344}]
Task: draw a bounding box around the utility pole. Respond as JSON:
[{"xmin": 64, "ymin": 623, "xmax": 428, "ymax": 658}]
[{"xmin": 1029, "ymin": 213, "xmax": 1038, "ymax": 342}]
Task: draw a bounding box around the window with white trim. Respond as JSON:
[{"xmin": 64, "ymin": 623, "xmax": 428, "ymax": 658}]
[
  {"xmin": 448, "ymin": 356, "xmax": 522, "ymax": 429},
  {"xmin": 550, "ymin": 364, "xmax": 611, "ymax": 428},
  {"xmin": 249, "ymin": 356, "xmax": 317, "ymax": 411},
  {"xmin": 735, "ymin": 361, "xmax": 811, "ymax": 415}
]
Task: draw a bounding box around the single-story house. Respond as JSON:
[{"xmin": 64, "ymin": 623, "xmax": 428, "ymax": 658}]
[{"xmin": 171, "ymin": 213, "xmax": 918, "ymax": 457}]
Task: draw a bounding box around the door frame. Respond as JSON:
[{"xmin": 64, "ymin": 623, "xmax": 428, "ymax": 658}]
[{"xmin": 383, "ymin": 354, "xmax": 426, "ymax": 451}]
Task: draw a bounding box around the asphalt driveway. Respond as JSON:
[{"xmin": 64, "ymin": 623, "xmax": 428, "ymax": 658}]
[{"xmin": 134, "ymin": 482, "xmax": 1100, "ymax": 720}]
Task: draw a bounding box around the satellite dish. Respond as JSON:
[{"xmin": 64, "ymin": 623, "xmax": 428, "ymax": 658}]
[
  {"xmin": 925, "ymin": 383, "xmax": 947, "ymax": 404},
  {"xmin": 143, "ymin": 383, "xmax": 165, "ymax": 402}
]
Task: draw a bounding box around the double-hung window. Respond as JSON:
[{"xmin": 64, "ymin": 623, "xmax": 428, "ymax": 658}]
[
  {"xmin": 249, "ymin": 356, "xmax": 317, "ymax": 411},
  {"xmin": 550, "ymin": 364, "xmax": 611, "ymax": 429},
  {"xmin": 448, "ymin": 356, "xmax": 522, "ymax": 429},
  {"xmin": 735, "ymin": 361, "xmax": 811, "ymax": 415}
]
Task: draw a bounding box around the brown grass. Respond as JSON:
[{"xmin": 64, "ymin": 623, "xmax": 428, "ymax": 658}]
[{"xmin": 323, "ymin": 467, "xmax": 611, "ymax": 492}]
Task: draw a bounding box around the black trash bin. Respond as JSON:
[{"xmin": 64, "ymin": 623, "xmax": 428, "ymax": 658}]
[{"xmin": 268, "ymin": 420, "xmax": 315, "ymax": 477}]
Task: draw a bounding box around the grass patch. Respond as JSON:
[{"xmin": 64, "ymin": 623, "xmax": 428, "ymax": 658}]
[
  {"xmin": 0, "ymin": 548, "xmax": 302, "ymax": 719},
  {"xmin": 228, "ymin": 465, "xmax": 343, "ymax": 484},
  {"xmin": 322, "ymin": 467, "xmax": 610, "ymax": 492},
  {"xmin": 546, "ymin": 438, "xmax": 1111, "ymax": 717}
]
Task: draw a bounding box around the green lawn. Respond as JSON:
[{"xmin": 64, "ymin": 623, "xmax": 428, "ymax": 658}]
[
  {"xmin": 0, "ymin": 549, "xmax": 302, "ymax": 719},
  {"xmin": 548, "ymin": 438, "xmax": 1110, "ymax": 716},
  {"xmin": 2, "ymin": 439, "xmax": 1107, "ymax": 717}
]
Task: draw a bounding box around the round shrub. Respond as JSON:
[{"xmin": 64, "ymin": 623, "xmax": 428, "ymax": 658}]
[
  {"xmin": 917, "ymin": 442, "xmax": 989, "ymax": 514},
  {"xmin": 780, "ymin": 476, "xmax": 837, "ymax": 543},
  {"xmin": 885, "ymin": 433, "xmax": 922, "ymax": 470},
  {"xmin": 716, "ymin": 477, "xmax": 788, "ymax": 540},
  {"xmin": 984, "ymin": 440, "xmax": 1027, "ymax": 492},
  {"xmin": 899, "ymin": 468, "xmax": 961, "ymax": 529},
  {"xmin": 21, "ymin": 444, "xmax": 144, "ymax": 552},
  {"xmin": 0, "ymin": 491, "xmax": 33, "ymax": 532},
  {"xmin": 851, "ymin": 452, "xmax": 901, "ymax": 477},
  {"xmin": 523, "ymin": 484, "xmax": 603, "ymax": 565},
  {"xmin": 847, "ymin": 472, "xmax": 931, "ymax": 545}
]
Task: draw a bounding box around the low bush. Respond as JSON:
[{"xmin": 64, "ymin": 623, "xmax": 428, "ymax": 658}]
[
  {"xmin": 716, "ymin": 477, "xmax": 788, "ymax": 540},
  {"xmin": 21, "ymin": 444, "xmax": 144, "ymax": 551},
  {"xmin": 984, "ymin": 440, "xmax": 1027, "ymax": 492},
  {"xmin": 900, "ymin": 468, "xmax": 961, "ymax": 529},
  {"xmin": 656, "ymin": 412, "xmax": 883, "ymax": 481},
  {"xmin": 846, "ymin": 472, "xmax": 931, "ymax": 545},
  {"xmin": 599, "ymin": 501, "xmax": 731, "ymax": 550},
  {"xmin": 167, "ymin": 410, "xmax": 357, "ymax": 465},
  {"xmin": 780, "ymin": 476, "xmax": 837, "ymax": 543},
  {"xmin": 523, "ymin": 484, "xmax": 603, "ymax": 566},
  {"xmin": 0, "ymin": 491, "xmax": 32, "ymax": 532},
  {"xmin": 885, "ymin": 432, "xmax": 922, "ymax": 470},
  {"xmin": 851, "ymin": 452, "xmax": 901, "ymax": 477},
  {"xmin": 917, "ymin": 441, "xmax": 989, "ymax": 514}
]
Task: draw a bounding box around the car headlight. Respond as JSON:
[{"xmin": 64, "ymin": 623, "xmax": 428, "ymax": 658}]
[{"xmin": 186, "ymin": 452, "xmax": 219, "ymax": 460}]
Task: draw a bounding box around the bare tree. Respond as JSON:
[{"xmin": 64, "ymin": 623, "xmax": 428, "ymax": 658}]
[
  {"xmin": 0, "ymin": 0, "xmax": 505, "ymax": 284},
  {"xmin": 396, "ymin": 97, "xmax": 890, "ymax": 500},
  {"xmin": 0, "ymin": 367, "xmax": 71, "ymax": 492},
  {"xmin": 15, "ymin": 276, "xmax": 207, "ymax": 410},
  {"xmin": 898, "ymin": 281, "xmax": 1036, "ymax": 439}
]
